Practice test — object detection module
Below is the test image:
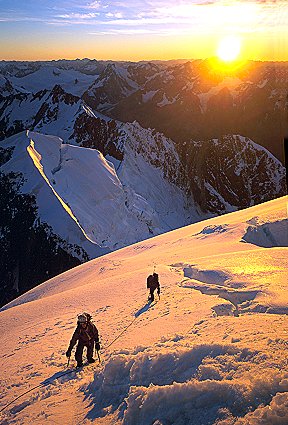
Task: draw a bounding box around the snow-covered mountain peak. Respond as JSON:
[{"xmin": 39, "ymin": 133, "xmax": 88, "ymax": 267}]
[
  {"xmin": 48, "ymin": 84, "xmax": 79, "ymax": 104},
  {"xmin": 83, "ymin": 63, "xmax": 139, "ymax": 111},
  {"xmin": 4, "ymin": 64, "xmax": 97, "ymax": 97},
  {"xmin": 0, "ymin": 74, "xmax": 8, "ymax": 87},
  {"xmin": 27, "ymin": 131, "xmax": 126, "ymax": 246},
  {"xmin": 25, "ymin": 129, "xmax": 194, "ymax": 249},
  {"xmin": 0, "ymin": 75, "xmax": 19, "ymax": 97}
]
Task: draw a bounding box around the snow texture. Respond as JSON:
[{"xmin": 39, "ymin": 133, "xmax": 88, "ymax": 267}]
[
  {"xmin": 9, "ymin": 66, "xmax": 97, "ymax": 97},
  {"xmin": 0, "ymin": 195, "xmax": 287, "ymax": 424}
]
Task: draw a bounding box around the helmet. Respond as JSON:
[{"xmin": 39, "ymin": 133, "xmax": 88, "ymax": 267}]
[{"xmin": 77, "ymin": 314, "xmax": 87, "ymax": 323}]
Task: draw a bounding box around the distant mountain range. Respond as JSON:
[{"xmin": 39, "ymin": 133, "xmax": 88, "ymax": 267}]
[
  {"xmin": 0, "ymin": 59, "xmax": 286, "ymax": 305},
  {"xmin": 2, "ymin": 58, "xmax": 286, "ymax": 161}
]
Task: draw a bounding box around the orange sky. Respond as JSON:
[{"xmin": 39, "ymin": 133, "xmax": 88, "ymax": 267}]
[{"xmin": 0, "ymin": 0, "xmax": 287, "ymax": 61}]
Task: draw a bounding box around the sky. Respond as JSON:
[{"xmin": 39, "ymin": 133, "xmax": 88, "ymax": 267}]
[{"xmin": 0, "ymin": 0, "xmax": 287, "ymax": 61}]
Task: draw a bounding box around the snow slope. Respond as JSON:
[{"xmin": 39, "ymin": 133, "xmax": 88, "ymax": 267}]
[
  {"xmin": 9, "ymin": 66, "xmax": 97, "ymax": 97},
  {"xmin": 0, "ymin": 196, "xmax": 287, "ymax": 424},
  {"xmin": 0, "ymin": 132, "xmax": 105, "ymax": 259},
  {"xmin": 27, "ymin": 131, "xmax": 164, "ymax": 249},
  {"xmin": 1, "ymin": 128, "xmax": 196, "ymax": 253}
]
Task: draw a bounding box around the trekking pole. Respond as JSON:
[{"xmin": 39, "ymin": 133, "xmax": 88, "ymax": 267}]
[
  {"xmin": 96, "ymin": 349, "xmax": 101, "ymax": 363},
  {"xmin": 67, "ymin": 356, "xmax": 70, "ymax": 368}
]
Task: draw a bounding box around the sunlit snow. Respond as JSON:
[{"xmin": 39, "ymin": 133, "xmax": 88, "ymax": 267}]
[
  {"xmin": 0, "ymin": 196, "xmax": 287, "ymax": 424},
  {"xmin": 25, "ymin": 130, "xmax": 194, "ymax": 249}
]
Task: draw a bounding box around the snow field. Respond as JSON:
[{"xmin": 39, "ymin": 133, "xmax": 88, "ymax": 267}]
[
  {"xmin": 9, "ymin": 66, "xmax": 97, "ymax": 96},
  {"xmin": 0, "ymin": 196, "xmax": 287, "ymax": 424},
  {"xmin": 81, "ymin": 313, "xmax": 288, "ymax": 424}
]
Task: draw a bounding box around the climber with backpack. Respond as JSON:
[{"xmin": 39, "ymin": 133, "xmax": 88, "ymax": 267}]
[
  {"xmin": 66, "ymin": 312, "xmax": 101, "ymax": 368},
  {"xmin": 147, "ymin": 272, "xmax": 160, "ymax": 302}
]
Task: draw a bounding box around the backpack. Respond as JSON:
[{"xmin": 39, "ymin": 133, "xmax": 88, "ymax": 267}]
[
  {"xmin": 153, "ymin": 273, "xmax": 159, "ymax": 284},
  {"xmin": 147, "ymin": 274, "xmax": 154, "ymax": 289},
  {"xmin": 83, "ymin": 312, "xmax": 92, "ymax": 322}
]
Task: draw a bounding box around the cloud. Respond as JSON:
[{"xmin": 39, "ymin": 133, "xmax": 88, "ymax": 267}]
[
  {"xmin": 89, "ymin": 27, "xmax": 195, "ymax": 36},
  {"xmin": 105, "ymin": 12, "xmax": 123, "ymax": 19},
  {"xmin": 90, "ymin": 28, "xmax": 162, "ymax": 35},
  {"xmin": 56, "ymin": 12, "xmax": 99, "ymax": 20},
  {"xmin": 134, "ymin": 0, "xmax": 287, "ymax": 30},
  {"xmin": 86, "ymin": 1, "xmax": 101, "ymax": 9},
  {"xmin": 0, "ymin": 0, "xmax": 286, "ymax": 31},
  {"xmin": 103, "ymin": 17, "xmax": 183, "ymax": 25}
]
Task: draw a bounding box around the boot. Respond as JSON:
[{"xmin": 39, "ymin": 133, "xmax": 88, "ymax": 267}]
[
  {"xmin": 76, "ymin": 361, "xmax": 83, "ymax": 368},
  {"xmin": 88, "ymin": 358, "xmax": 95, "ymax": 364}
]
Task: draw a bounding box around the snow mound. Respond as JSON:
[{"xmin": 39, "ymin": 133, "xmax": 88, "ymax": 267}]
[
  {"xmin": 193, "ymin": 224, "xmax": 229, "ymax": 237},
  {"xmin": 83, "ymin": 343, "xmax": 288, "ymax": 424},
  {"xmin": 183, "ymin": 266, "xmax": 229, "ymax": 285},
  {"xmin": 242, "ymin": 219, "xmax": 288, "ymax": 247}
]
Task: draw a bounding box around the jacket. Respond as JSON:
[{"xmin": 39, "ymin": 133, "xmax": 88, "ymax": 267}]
[
  {"xmin": 68, "ymin": 322, "xmax": 99, "ymax": 349},
  {"xmin": 147, "ymin": 274, "xmax": 160, "ymax": 292}
]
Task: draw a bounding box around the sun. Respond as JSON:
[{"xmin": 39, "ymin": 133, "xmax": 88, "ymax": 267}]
[{"xmin": 217, "ymin": 35, "xmax": 242, "ymax": 62}]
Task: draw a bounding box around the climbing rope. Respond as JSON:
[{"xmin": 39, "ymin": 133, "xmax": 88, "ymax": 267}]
[
  {"xmin": 0, "ymin": 299, "xmax": 146, "ymax": 415},
  {"xmin": 104, "ymin": 317, "xmax": 137, "ymax": 350},
  {"xmin": 0, "ymin": 383, "xmax": 43, "ymax": 414}
]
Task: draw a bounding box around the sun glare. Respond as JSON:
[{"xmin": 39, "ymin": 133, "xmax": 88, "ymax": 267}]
[{"xmin": 217, "ymin": 36, "xmax": 242, "ymax": 62}]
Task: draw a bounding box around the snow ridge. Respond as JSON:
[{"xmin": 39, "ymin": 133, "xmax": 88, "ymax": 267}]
[{"xmin": 26, "ymin": 131, "xmax": 172, "ymax": 249}]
